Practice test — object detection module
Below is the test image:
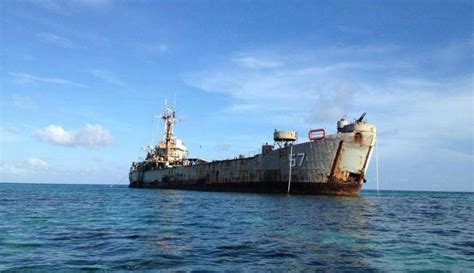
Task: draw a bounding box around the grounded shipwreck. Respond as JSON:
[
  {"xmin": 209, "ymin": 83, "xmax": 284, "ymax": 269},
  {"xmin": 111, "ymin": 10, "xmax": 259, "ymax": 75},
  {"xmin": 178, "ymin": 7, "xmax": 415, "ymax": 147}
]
[{"xmin": 129, "ymin": 103, "xmax": 376, "ymax": 195}]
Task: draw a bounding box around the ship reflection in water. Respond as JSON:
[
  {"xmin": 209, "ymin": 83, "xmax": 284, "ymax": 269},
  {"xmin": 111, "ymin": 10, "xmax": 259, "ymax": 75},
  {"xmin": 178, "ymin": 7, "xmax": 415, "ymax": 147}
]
[
  {"xmin": 122, "ymin": 188, "xmax": 380, "ymax": 270},
  {"xmin": 112, "ymin": 189, "xmax": 473, "ymax": 271}
]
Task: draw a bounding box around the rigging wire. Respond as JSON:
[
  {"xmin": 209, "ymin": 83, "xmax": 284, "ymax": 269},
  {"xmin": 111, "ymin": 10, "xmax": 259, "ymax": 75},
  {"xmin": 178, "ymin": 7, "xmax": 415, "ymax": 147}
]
[{"xmin": 376, "ymin": 142, "xmax": 380, "ymax": 195}]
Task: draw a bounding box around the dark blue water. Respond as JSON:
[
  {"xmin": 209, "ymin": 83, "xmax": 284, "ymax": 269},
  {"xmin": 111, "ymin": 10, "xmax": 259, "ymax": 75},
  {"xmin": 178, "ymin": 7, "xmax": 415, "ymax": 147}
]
[{"xmin": 0, "ymin": 184, "xmax": 473, "ymax": 271}]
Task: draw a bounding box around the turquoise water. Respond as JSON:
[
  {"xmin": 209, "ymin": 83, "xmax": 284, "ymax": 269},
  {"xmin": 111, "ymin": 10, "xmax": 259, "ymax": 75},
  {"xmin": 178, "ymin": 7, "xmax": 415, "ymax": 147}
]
[{"xmin": 0, "ymin": 183, "xmax": 472, "ymax": 271}]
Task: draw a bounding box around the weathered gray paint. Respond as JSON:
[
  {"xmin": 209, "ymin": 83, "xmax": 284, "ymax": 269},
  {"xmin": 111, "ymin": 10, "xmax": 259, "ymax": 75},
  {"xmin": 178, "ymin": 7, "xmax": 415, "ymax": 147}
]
[{"xmin": 130, "ymin": 122, "xmax": 376, "ymax": 195}]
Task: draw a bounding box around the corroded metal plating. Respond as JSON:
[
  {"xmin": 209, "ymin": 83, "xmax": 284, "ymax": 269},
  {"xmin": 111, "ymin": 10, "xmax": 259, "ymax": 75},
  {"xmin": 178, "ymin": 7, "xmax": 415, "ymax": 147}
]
[{"xmin": 130, "ymin": 115, "xmax": 376, "ymax": 196}]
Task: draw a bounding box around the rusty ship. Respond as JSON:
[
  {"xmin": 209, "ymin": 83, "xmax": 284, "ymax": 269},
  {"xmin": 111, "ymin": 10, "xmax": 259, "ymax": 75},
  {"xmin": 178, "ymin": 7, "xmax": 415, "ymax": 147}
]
[{"xmin": 129, "ymin": 102, "xmax": 376, "ymax": 195}]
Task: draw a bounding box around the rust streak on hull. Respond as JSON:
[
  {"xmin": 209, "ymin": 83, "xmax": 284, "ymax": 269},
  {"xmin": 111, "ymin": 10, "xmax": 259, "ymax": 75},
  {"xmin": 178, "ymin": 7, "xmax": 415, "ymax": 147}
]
[
  {"xmin": 129, "ymin": 180, "xmax": 363, "ymax": 196},
  {"xmin": 129, "ymin": 106, "xmax": 376, "ymax": 196}
]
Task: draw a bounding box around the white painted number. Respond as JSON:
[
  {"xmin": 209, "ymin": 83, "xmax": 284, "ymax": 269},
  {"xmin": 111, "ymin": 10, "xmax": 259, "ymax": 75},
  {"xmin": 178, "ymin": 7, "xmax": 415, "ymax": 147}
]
[
  {"xmin": 289, "ymin": 153, "xmax": 305, "ymax": 167},
  {"xmin": 289, "ymin": 154, "xmax": 296, "ymax": 167},
  {"xmin": 297, "ymin": 153, "xmax": 305, "ymax": 167}
]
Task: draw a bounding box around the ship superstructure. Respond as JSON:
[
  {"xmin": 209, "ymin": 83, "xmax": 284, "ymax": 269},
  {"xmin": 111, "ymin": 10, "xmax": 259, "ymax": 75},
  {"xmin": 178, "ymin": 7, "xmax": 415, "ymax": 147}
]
[
  {"xmin": 132, "ymin": 101, "xmax": 190, "ymax": 171},
  {"xmin": 129, "ymin": 103, "xmax": 376, "ymax": 195}
]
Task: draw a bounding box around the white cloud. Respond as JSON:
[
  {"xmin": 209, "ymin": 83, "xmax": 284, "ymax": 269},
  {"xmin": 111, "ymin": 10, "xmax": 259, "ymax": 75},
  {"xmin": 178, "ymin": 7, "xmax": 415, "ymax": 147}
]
[
  {"xmin": 0, "ymin": 157, "xmax": 49, "ymax": 177},
  {"xmin": 0, "ymin": 157, "xmax": 127, "ymax": 184},
  {"xmin": 185, "ymin": 60, "xmax": 373, "ymax": 125},
  {"xmin": 34, "ymin": 125, "xmax": 75, "ymax": 146},
  {"xmin": 75, "ymin": 124, "xmax": 115, "ymax": 148},
  {"xmin": 34, "ymin": 124, "xmax": 114, "ymax": 149},
  {"xmin": 9, "ymin": 72, "xmax": 88, "ymax": 88},
  {"xmin": 0, "ymin": 162, "xmax": 29, "ymax": 176},
  {"xmin": 36, "ymin": 32, "xmax": 77, "ymax": 48},
  {"xmin": 232, "ymin": 56, "xmax": 283, "ymax": 69},
  {"xmin": 186, "ymin": 43, "xmax": 473, "ymax": 127},
  {"xmin": 91, "ymin": 69, "xmax": 125, "ymax": 86},
  {"xmin": 27, "ymin": 157, "xmax": 49, "ymax": 169}
]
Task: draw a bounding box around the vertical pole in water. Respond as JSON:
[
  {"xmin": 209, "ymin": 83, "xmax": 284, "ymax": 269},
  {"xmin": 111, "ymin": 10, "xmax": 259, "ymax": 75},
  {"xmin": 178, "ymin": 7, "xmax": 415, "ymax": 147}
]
[
  {"xmin": 376, "ymin": 143, "xmax": 380, "ymax": 195},
  {"xmin": 287, "ymin": 144, "xmax": 293, "ymax": 194}
]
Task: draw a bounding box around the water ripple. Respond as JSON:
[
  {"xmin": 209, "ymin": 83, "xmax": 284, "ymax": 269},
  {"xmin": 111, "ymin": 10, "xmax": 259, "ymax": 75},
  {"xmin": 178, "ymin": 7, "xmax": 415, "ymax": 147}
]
[{"xmin": 0, "ymin": 184, "xmax": 473, "ymax": 271}]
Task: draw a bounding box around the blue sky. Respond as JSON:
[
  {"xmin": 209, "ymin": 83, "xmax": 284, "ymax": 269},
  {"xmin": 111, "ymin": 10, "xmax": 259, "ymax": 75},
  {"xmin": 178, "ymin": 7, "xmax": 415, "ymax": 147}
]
[{"xmin": 0, "ymin": 0, "xmax": 472, "ymax": 191}]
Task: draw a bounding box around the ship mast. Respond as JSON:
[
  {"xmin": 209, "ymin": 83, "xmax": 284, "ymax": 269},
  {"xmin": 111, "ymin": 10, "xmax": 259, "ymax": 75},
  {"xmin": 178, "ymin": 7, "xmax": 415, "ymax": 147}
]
[{"xmin": 162, "ymin": 100, "xmax": 176, "ymax": 164}]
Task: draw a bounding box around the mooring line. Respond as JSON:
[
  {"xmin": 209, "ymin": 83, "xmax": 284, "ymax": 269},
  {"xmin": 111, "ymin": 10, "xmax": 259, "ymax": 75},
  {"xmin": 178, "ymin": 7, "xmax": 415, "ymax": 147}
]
[
  {"xmin": 287, "ymin": 144, "xmax": 293, "ymax": 194},
  {"xmin": 376, "ymin": 142, "xmax": 380, "ymax": 195}
]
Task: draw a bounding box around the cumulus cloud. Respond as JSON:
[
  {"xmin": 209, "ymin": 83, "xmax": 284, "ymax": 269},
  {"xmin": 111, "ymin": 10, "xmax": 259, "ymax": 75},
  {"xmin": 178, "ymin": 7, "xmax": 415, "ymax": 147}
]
[
  {"xmin": 34, "ymin": 125, "xmax": 75, "ymax": 146},
  {"xmin": 74, "ymin": 124, "xmax": 115, "ymax": 148},
  {"xmin": 36, "ymin": 32, "xmax": 77, "ymax": 48},
  {"xmin": 186, "ymin": 42, "xmax": 473, "ymax": 127},
  {"xmin": 34, "ymin": 124, "xmax": 114, "ymax": 149},
  {"xmin": 185, "ymin": 59, "xmax": 372, "ymax": 126},
  {"xmin": 27, "ymin": 157, "xmax": 49, "ymax": 169},
  {"xmin": 9, "ymin": 72, "xmax": 88, "ymax": 88}
]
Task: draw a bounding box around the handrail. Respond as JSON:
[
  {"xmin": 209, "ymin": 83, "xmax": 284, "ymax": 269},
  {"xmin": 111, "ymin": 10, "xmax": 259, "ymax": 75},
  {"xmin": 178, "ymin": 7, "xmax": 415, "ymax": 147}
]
[{"xmin": 308, "ymin": 128, "xmax": 327, "ymax": 141}]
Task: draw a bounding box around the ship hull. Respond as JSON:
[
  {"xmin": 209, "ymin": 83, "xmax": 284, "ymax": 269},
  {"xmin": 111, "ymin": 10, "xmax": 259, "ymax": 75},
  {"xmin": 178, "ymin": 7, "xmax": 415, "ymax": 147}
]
[
  {"xmin": 129, "ymin": 180, "xmax": 362, "ymax": 195},
  {"xmin": 129, "ymin": 125, "xmax": 376, "ymax": 196}
]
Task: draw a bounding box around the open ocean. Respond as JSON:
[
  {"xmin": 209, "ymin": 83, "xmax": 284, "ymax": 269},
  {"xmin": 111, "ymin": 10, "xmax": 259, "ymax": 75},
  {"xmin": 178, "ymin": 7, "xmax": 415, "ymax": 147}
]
[{"xmin": 0, "ymin": 183, "xmax": 472, "ymax": 271}]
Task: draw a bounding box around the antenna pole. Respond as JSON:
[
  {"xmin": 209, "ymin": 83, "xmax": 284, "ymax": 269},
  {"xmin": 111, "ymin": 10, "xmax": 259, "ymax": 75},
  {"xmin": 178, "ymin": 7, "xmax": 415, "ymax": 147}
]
[
  {"xmin": 162, "ymin": 99, "xmax": 175, "ymax": 165},
  {"xmin": 173, "ymin": 93, "xmax": 176, "ymax": 111}
]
